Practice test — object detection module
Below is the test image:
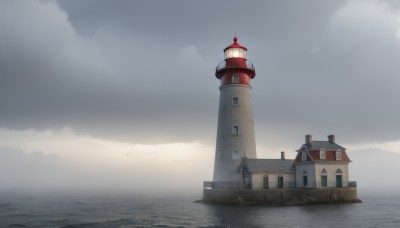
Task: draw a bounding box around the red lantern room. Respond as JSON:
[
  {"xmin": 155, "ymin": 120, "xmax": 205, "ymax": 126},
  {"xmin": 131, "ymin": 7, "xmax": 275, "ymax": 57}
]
[{"xmin": 215, "ymin": 37, "xmax": 256, "ymax": 86}]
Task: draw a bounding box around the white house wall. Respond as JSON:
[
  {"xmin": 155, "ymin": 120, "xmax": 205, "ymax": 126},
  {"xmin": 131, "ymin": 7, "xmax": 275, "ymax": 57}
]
[
  {"xmin": 251, "ymin": 173, "xmax": 295, "ymax": 190},
  {"xmin": 315, "ymin": 163, "xmax": 349, "ymax": 188}
]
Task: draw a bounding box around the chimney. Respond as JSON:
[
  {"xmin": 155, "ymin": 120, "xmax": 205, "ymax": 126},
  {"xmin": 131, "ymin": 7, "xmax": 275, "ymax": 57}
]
[
  {"xmin": 305, "ymin": 134, "xmax": 312, "ymax": 145},
  {"xmin": 328, "ymin": 135, "xmax": 335, "ymax": 144},
  {"xmin": 281, "ymin": 151, "xmax": 285, "ymax": 160}
]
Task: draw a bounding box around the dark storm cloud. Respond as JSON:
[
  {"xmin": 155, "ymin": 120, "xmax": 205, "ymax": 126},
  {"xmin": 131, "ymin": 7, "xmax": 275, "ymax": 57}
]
[{"xmin": 1, "ymin": 0, "xmax": 400, "ymax": 149}]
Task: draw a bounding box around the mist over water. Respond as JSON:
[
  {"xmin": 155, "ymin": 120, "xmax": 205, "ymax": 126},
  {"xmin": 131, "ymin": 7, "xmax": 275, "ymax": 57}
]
[
  {"xmin": 0, "ymin": 190, "xmax": 398, "ymax": 228},
  {"xmin": 0, "ymin": 146, "xmax": 399, "ymax": 227}
]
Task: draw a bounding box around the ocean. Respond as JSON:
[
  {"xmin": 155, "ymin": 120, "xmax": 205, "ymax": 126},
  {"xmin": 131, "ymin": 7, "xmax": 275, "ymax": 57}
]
[{"xmin": 0, "ymin": 190, "xmax": 398, "ymax": 228}]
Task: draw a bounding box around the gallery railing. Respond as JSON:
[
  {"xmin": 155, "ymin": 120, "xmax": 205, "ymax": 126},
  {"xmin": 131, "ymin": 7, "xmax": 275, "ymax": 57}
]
[
  {"xmin": 215, "ymin": 60, "xmax": 255, "ymax": 72},
  {"xmin": 204, "ymin": 180, "xmax": 358, "ymax": 190}
]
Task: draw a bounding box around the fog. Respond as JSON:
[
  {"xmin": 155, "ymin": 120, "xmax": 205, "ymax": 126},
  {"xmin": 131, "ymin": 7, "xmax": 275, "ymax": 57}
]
[
  {"xmin": 0, "ymin": 146, "xmax": 212, "ymax": 196},
  {"xmin": 1, "ymin": 144, "xmax": 399, "ymax": 195}
]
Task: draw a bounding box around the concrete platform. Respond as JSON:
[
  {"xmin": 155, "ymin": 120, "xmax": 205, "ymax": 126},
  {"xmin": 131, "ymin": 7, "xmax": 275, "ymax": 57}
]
[{"xmin": 202, "ymin": 188, "xmax": 361, "ymax": 206}]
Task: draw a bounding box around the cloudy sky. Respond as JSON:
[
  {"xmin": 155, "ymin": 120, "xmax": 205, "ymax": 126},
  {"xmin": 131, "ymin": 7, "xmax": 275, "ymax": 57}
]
[{"xmin": 1, "ymin": 0, "xmax": 400, "ymax": 192}]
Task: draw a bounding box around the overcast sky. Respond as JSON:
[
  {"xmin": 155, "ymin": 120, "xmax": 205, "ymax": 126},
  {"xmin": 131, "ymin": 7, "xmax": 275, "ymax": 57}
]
[{"xmin": 1, "ymin": 0, "xmax": 400, "ymax": 192}]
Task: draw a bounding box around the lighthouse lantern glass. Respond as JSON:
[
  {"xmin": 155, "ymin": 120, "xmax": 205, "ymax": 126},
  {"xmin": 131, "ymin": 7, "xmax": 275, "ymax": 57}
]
[{"xmin": 225, "ymin": 48, "xmax": 247, "ymax": 59}]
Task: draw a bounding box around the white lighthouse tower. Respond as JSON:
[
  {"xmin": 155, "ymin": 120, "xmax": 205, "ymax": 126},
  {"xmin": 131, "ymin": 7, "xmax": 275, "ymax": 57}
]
[{"xmin": 213, "ymin": 37, "xmax": 257, "ymax": 182}]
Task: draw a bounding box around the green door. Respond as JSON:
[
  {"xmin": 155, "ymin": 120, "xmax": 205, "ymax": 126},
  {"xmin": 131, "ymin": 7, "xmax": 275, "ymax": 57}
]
[
  {"xmin": 321, "ymin": 175, "xmax": 327, "ymax": 187},
  {"xmin": 303, "ymin": 176, "xmax": 308, "ymax": 187},
  {"xmin": 336, "ymin": 175, "xmax": 343, "ymax": 188},
  {"xmin": 263, "ymin": 176, "xmax": 269, "ymax": 189}
]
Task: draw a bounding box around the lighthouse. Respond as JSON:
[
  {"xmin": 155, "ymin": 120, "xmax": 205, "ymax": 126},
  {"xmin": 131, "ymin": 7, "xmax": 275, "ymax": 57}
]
[
  {"xmin": 203, "ymin": 38, "xmax": 359, "ymax": 204},
  {"xmin": 213, "ymin": 37, "xmax": 257, "ymax": 182}
]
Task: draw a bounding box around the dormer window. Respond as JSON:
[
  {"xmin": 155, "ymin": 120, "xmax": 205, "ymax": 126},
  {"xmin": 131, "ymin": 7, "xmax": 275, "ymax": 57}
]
[
  {"xmin": 336, "ymin": 149, "xmax": 342, "ymax": 160},
  {"xmin": 302, "ymin": 151, "xmax": 307, "ymax": 161},
  {"xmin": 320, "ymin": 149, "xmax": 326, "ymax": 160}
]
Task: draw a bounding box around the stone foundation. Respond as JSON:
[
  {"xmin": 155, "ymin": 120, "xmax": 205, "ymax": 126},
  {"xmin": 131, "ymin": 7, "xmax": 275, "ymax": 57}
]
[{"xmin": 202, "ymin": 188, "xmax": 360, "ymax": 205}]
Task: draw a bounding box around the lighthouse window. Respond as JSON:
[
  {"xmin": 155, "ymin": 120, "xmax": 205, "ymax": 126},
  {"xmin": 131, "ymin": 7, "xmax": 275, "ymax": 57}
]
[
  {"xmin": 241, "ymin": 49, "xmax": 247, "ymax": 59},
  {"xmin": 225, "ymin": 48, "xmax": 246, "ymax": 59},
  {"xmin": 232, "ymin": 150, "xmax": 240, "ymax": 160},
  {"xmin": 336, "ymin": 149, "xmax": 342, "ymax": 160},
  {"xmin": 278, "ymin": 176, "xmax": 284, "ymax": 188},
  {"xmin": 232, "ymin": 97, "xmax": 239, "ymax": 105},
  {"xmin": 232, "ymin": 125, "xmax": 239, "ymax": 134},
  {"xmin": 232, "ymin": 75, "xmax": 239, "ymax": 84}
]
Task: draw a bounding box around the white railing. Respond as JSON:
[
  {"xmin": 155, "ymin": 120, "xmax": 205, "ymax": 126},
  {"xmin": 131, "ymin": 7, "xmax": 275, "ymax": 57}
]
[{"xmin": 204, "ymin": 180, "xmax": 357, "ymax": 190}]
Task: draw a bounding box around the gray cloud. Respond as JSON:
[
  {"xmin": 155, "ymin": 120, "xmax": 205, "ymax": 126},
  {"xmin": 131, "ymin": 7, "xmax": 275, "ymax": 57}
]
[{"xmin": 1, "ymin": 0, "xmax": 400, "ymax": 151}]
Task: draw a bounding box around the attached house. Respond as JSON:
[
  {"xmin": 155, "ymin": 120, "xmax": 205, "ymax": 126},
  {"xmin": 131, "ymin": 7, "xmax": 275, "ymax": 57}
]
[
  {"xmin": 238, "ymin": 154, "xmax": 295, "ymax": 190},
  {"xmin": 237, "ymin": 135, "xmax": 351, "ymax": 190},
  {"xmin": 294, "ymin": 135, "xmax": 351, "ymax": 188}
]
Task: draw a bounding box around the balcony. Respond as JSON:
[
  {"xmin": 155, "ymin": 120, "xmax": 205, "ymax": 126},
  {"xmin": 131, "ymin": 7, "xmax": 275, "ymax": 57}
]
[{"xmin": 215, "ymin": 60, "xmax": 255, "ymax": 73}]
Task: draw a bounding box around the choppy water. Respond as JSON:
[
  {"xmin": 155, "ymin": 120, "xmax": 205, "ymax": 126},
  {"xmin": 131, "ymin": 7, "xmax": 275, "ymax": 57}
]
[{"xmin": 0, "ymin": 191, "xmax": 399, "ymax": 228}]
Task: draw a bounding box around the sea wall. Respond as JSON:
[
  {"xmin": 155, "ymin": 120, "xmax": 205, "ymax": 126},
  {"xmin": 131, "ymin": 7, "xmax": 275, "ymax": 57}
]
[{"xmin": 202, "ymin": 188, "xmax": 360, "ymax": 205}]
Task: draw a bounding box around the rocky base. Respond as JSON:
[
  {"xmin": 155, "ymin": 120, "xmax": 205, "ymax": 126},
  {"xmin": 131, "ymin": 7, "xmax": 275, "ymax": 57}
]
[{"xmin": 201, "ymin": 188, "xmax": 361, "ymax": 206}]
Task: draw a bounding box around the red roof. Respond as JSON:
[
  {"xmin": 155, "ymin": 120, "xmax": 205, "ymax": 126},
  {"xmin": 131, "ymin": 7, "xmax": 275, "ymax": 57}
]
[{"xmin": 224, "ymin": 36, "xmax": 247, "ymax": 51}]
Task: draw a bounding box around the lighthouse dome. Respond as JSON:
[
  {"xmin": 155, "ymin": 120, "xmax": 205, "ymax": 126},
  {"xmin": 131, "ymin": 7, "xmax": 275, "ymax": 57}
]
[{"xmin": 224, "ymin": 37, "xmax": 247, "ymax": 59}]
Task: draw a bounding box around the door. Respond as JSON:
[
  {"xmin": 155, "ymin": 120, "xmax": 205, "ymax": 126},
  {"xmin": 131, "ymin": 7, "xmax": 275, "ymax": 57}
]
[
  {"xmin": 242, "ymin": 167, "xmax": 251, "ymax": 189},
  {"xmin": 321, "ymin": 175, "xmax": 327, "ymax": 187},
  {"xmin": 278, "ymin": 176, "xmax": 283, "ymax": 188},
  {"xmin": 336, "ymin": 175, "xmax": 343, "ymax": 188},
  {"xmin": 263, "ymin": 176, "xmax": 269, "ymax": 189},
  {"xmin": 303, "ymin": 175, "xmax": 308, "ymax": 187}
]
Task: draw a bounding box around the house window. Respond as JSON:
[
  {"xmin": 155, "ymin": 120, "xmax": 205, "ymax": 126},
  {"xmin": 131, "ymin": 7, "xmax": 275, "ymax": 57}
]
[
  {"xmin": 321, "ymin": 169, "xmax": 328, "ymax": 187},
  {"xmin": 336, "ymin": 149, "xmax": 342, "ymax": 160},
  {"xmin": 302, "ymin": 151, "xmax": 307, "ymax": 161},
  {"xmin": 320, "ymin": 149, "xmax": 326, "ymax": 160},
  {"xmin": 232, "ymin": 97, "xmax": 239, "ymax": 105},
  {"xmin": 232, "ymin": 75, "xmax": 239, "ymax": 83},
  {"xmin": 232, "ymin": 125, "xmax": 239, "ymax": 134},
  {"xmin": 232, "ymin": 150, "xmax": 240, "ymax": 160},
  {"xmin": 278, "ymin": 176, "xmax": 284, "ymax": 188},
  {"xmin": 263, "ymin": 176, "xmax": 269, "ymax": 189}
]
